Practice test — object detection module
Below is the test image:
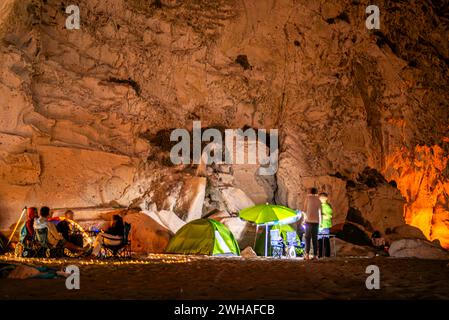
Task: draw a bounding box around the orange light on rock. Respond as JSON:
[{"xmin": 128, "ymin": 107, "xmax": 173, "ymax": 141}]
[{"xmin": 384, "ymin": 145, "xmax": 449, "ymax": 249}]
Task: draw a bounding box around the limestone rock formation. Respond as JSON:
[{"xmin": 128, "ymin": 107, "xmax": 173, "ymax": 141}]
[
  {"xmin": 123, "ymin": 211, "xmax": 171, "ymax": 253},
  {"xmin": 240, "ymin": 246, "xmax": 257, "ymax": 258},
  {"xmin": 385, "ymin": 224, "xmax": 427, "ymax": 243},
  {"xmin": 322, "ymin": 168, "xmax": 408, "ymax": 243},
  {"xmin": 143, "ymin": 209, "xmax": 186, "ymax": 234},
  {"xmin": 384, "ymin": 146, "xmax": 449, "ymax": 248},
  {"xmin": 333, "ymin": 222, "xmax": 372, "ymax": 246},
  {"xmin": 0, "ymin": 0, "xmax": 448, "ymax": 252},
  {"xmin": 334, "ymin": 238, "xmax": 377, "ymax": 258},
  {"xmin": 220, "ymin": 187, "xmax": 255, "ymax": 214},
  {"xmin": 173, "ymin": 176, "xmax": 206, "ymax": 222},
  {"xmin": 346, "ymin": 172, "xmax": 406, "ymax": 235},
  {"xmin": 389, "ymin": 239, "xmax": 449, "ymax": 260}
]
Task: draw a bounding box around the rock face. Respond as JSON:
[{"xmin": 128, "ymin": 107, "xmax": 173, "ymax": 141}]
[
  {"xmin": 173, "ymin": 176, "xmax": 207, "ymax": 222},
  {"xmin": 240, "ymin": 246, "xmax": 257, "ymax": 258},
  {"xmin": 123, "ymin": 212, "xmax": 171, "ymax": 254},
  {"xmin": 384, "ymin": 146, "xmax": 449, "ymax": 249},
  {"xmin": 389, "ymin": 239, "xmax": 449, "ymax": 260},
  {"xmin": 334, "ymin": 238, "xmax": 376, "ymax": 258},
  {"xmin": 385, "ymin": 225, "xmax": 427, "ymax": 243},
  {"xmin": 346, "ymin": 170, "xmax": 406, "ymax": 235},
  {"xmin": 0, "ymin": 0, "xmax": 448, "ymax": 251},
  {"xmin": 333, "ymin": 222, "xmax": 372, "ymax": 246},
  {"xmin": 144, "ymin": 209, "xmax": 186, "ymax": 235},
  {"xmin": 219, "ymin": 187, "xmax": 255, "ymax": 214}
]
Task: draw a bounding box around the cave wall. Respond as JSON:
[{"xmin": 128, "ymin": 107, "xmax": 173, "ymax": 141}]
[{"xmin": 0, "ymin": 0, "xmax": 448, "ymax": 247}]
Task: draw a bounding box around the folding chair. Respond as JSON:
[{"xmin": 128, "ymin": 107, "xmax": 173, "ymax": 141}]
[
  {"xmin": 14, "ymin": 228, "xmax": 51, "ymax": 258},
  {"xmin": 270, "ymin": 229, "xmax": 284, "ymax": 258},
  {"xmin": 34, "ymin": 228, "xmax": 64, "ymax": 258},
  {"xmin": 101, "ymin": 223, "xmax": 132, "ymax": 259},
  {"xmin": 15, "ymin": 224, "xmax": 39, "ymax": 258},
  {"xmin": 286, "ymin": 231, "xmax": 298, "ymax": 258}
]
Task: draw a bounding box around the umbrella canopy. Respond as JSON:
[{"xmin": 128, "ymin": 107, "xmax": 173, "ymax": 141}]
[{"xmin": 239, "ymin": 204, "xmax": 298, "ymax": 225}]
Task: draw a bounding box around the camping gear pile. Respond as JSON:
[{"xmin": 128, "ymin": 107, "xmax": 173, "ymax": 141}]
[
  {"xmin": 165, "ymin": 204, "xmax": 305, "ymax": 258},
  {"xmin": 4, "ymin": 204, "xmax": 305, "ymax": 259}
]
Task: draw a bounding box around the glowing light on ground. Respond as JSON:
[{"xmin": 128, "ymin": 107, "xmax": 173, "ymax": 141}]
[{"xmin": 0, "ymin": 253, "xmax": 196, "ymax": 266}]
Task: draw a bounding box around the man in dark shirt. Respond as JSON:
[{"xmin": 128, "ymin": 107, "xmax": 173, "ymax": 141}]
[
  {"xmin": 56, "ymin": 210, "xmax": 74, "ymax": 241},
  {"xmin": 56, "ymin": 210, "xmax": 83, "ymax": 247}
]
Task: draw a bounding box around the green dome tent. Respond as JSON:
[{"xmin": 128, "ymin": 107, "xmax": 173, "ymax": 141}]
[{"xmin": 165, "ymin": 219, "xmax": 240, "ymax": 256}]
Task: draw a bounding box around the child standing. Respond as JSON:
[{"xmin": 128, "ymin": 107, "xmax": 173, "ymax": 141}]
[{"xmin": 318, "ymin": 192, "xmax": 333, "ymax": 258}]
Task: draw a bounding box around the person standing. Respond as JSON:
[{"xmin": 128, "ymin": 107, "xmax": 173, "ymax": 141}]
[
  {"xmin": 318, "ymin": 193, "xmax": 333, "ymax": 258},
  {"xmin": 302, "ymin": 187, "xmax": 321, "ymax": 260}
]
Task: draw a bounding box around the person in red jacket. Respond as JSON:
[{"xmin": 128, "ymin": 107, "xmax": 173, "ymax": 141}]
[{"xmin": 25, "ymin": 207, "xmax": 38, "ymax": 241}]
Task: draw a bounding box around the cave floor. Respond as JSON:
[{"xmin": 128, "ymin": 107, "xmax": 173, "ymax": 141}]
[{"xmin": 0, "ymin": 255, "xmax": 449, "ymax": 300}]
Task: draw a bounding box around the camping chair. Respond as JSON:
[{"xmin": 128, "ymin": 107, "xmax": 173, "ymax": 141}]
[
  {"xmin": 286, "ymin": 231, "xmax": 297, "ymax": 258},
  {"xmin": 100, "ymin": 223, "xmax": 132, "ymax": 259},
  {"xmin": 15, "ymin": 224, "xmax": 37, "ymax": 258},
  {"xmin": 14, "ymin": 228, "xmax": 49, "ymax": 258},
  {"xmin": 270, "ymin": 229, "xmax": 284, "ymax": 258},
  {"xmin": 33, "ymin": 228, "xmax": 65, "ymax": 258},
  {"xmin": 286, "ymin": 231, "xmax": 305, "ymax": 258},
  {"xmin": 15, "ymin": 227, "xmax": 50, "ymax": 258}
]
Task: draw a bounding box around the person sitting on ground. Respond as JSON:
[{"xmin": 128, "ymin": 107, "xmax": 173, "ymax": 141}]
[
  {"xmin": 33, "ymin": 207, "xmax": 83, "ymax": 252},
  {"xmin": 318, "ymin": 193, "xmax": 333, "ymax": 258},
  {"xmin": 371, "ymin": 230, "xmax": 386, "ymax": 249},
  {"xmin": 56, "ymin": 210, "xmax": 75, "ymax": 242},
  {"xmin": 0, "ymin": 233, "xmax": 7, "ymax": 254},
  {"xmin": 303, "ymin": 187, "xmax": 321, "ymax": 260},
  {"xmin": 91, "ymin": 215, "xmax": 125, "ymax": 257},
  {"xmin": 20, "ymin": 207, "xmax": 38, "ymax": 243},
  {"xmin": 1, "ymin": 263, "xmax": 70, "ymax": 279}
]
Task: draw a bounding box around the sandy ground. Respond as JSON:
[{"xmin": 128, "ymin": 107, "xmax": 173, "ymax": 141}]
[{"xmin": 1, "ymin": 255, "xmax": 449, "ymax": 300}]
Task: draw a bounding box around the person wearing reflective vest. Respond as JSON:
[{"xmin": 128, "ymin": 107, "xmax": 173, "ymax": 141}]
[{"xmin": 318, "ymin": 192, "xmax": 333, "ymax": 258}]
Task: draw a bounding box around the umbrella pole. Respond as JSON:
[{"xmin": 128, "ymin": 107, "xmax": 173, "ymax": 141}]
[
  {"xmin": 6, "ymin": 207, "xmax": 27, "ymax": 248},
  {"xmin": 253, "ymin": 225, "xmax": 259, "ymax": 249},
  {"xmin": 265, "ymin": 223, "xmax": 269, "ymax": 257}
]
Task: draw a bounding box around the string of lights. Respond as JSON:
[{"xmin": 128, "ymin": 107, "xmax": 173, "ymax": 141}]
[{"xmin": 0, "ymin": 253, "xmax": 196, "ymax": 266}]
